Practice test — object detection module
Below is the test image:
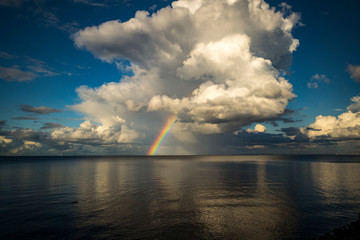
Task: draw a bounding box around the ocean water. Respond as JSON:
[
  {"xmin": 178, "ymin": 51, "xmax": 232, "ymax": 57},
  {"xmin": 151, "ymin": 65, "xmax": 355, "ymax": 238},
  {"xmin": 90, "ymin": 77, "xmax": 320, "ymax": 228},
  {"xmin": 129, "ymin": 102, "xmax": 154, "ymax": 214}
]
[{"xmin": 1, "ymin": 155, "xmax": 360, "ymax": 240}]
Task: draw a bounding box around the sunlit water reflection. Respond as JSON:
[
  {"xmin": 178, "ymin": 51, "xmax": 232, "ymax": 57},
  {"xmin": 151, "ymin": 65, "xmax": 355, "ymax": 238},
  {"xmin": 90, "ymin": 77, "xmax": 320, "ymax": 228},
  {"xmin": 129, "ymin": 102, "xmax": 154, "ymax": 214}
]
[{"xmin": 1, "ymin": 155, "xmax": 360, "ymax": 239}]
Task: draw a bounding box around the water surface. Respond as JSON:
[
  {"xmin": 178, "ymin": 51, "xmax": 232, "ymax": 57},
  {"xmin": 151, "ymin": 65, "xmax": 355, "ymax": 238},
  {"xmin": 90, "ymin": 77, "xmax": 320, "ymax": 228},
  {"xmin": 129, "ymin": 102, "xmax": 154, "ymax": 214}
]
[{"xmin": 1, "ymin": 155, "xmax": 360, "ymax": 239}]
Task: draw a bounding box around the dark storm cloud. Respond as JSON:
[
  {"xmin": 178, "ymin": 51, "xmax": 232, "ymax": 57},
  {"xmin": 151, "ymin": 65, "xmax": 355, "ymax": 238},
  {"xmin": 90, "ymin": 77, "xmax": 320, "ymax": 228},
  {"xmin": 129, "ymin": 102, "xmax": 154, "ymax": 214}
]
[
  {"xmin": 264, "ymin": 109, "xmax": 302, "ymax": 127},
  {"xmin": 19, "ymin": 104, "xmax": 62, "ymax": 114},
  {"xmin": 281, "ymin": 127, "xmax": 301, "ymax": 136},
  {"xmin": 40, "ymin": 122, "xmax": 65, "ymax": 129}
]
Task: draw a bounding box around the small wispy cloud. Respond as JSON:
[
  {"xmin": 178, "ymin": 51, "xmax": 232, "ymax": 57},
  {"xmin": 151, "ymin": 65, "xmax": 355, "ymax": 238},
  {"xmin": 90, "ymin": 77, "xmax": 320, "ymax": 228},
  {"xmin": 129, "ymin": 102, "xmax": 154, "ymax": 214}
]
[
  {"xmin": 0, "ymin": 0, "xmax": 26, "ymax": 7},
  {"xmin": 347, "ymin": 64, "xmax": 360, "ymax": 82},
  {"xmin": 0, "ymin": 51, "xmax": 17, "ymax": 59},
  {"xmin": 0, "ymin": 56, "xmax": 58, "ymax": 82},
  {"xmin": 0, "ymin": 66, "xmax": 37, "ymax": 82},
  {"xmin": 307, "ymin": 73, "xmax": 330, "ymax": 88},
  {"xmin": 36, "ymin": 8, "xmax": 81, "ymax": 33},
  {"xmin": 73, "ymin": 0, "xmax": 108, "ymax": 7},
  {"xmin": 19, "ymin": 104, "xmax": 62, "ymax": 114},
  {"xmin": 12, "ymin": 116, "xmax": 40, "ymax": 120}
]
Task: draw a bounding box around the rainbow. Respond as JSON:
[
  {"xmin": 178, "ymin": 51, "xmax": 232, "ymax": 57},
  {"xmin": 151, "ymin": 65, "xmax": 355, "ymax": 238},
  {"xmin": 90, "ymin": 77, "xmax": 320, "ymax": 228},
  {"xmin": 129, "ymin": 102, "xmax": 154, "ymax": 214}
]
[{"xmin": 147, "ymin": 114, "xmax": 177, "ymax": 155}]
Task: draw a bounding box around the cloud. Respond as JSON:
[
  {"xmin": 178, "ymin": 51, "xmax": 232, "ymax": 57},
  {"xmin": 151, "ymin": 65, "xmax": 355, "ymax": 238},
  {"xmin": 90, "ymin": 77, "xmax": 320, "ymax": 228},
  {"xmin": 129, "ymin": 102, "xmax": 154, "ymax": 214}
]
[
  {"xmin": 347, "ymin": 96, "xmax": 360, "ymax": 113},
  {"xmin": 73, "ymin": 0, "xmax": 137, "ymax": 8},
  {"xmin": 347, "ymin": 64, "xmax": 360, "ymax": 82},
  {"xmin": 34, "ymin": 7, "xmax": 81, "ymax": 33},
  {"xmin": 0, "ymin": 51, "xmax": 17, "ymax": 59},
  {"xmin": 0, "ymin": 57, "xmax": 57, "ymax": 82},
  {"xmin": 0, "ymin": 0, "xmax": 303, "ymax": 155},
  {"xmin": 307, "ymin": 73, "xmax": 330, "ymax": 88},
  {"xmin": 0, "ymin": 136, "xmax": 12, "ymax": 144},
  {"xmin": 0, "ymin": 66, "xmax": 37, "ymax": 82},
  {"xmin": 0, "ymin": 120, "xmax": 6, "ymax": 128},
  {"xmin": 300, "ymin": 95, "xmax": 360, "ymax": 140},
  {"xmin": 246, "ymin": 124, "xmax": 267, "ymax": 133},
  {"xmin": 51, "ymin": 119, "xmax": 143, "ymax": 144},
  {"xmin": 0, "ymin": 119, "xmax": 148, "ymax": 155},
  {"xmin": 73, "ymin": 0, "xmax": 108, "ymax": 7},
  {"xmin": 70, "ymin": 0, "xmax": 300, "ymax": 150},
  {"xmin": 10, "ymin": 140, "xmax": 42, "ymax": 154},
  {"xmin": 0, "ymin": 0, "xmax": 26, "ymax": 7},
  {"xmin": 19, "ymin": 104, "xmax": 62, "ymax": 114},
  {"xmin": 12, "ymin": 116, "xmax": 40, "ymax": 120},
  {"xmin": 40, "ymin": 122, "xmax": 65, "ymax": 129},
  {"xmin": 25, "ymin": 57, "xmax": 58, "ymax": 76}
]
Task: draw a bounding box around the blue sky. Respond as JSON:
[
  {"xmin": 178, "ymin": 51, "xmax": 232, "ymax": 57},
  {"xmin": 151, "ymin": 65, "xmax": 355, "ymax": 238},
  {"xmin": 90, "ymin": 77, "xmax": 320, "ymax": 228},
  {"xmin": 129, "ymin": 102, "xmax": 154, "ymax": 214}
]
[{"xmin": 0, "ymin": 0, "xmax": 359, "ymax": 155}]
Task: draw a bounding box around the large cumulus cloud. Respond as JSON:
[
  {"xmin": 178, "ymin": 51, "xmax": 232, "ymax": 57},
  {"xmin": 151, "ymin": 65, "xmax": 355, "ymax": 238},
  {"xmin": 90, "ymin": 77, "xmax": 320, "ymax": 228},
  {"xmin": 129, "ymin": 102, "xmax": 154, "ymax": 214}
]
[
  {"xmin": 0, "ymin": 0, "xmax": 302, "ymax": 155},
  {"xmin": 69, "ymin": 0, "xmax": 300, "ymax": 148}
]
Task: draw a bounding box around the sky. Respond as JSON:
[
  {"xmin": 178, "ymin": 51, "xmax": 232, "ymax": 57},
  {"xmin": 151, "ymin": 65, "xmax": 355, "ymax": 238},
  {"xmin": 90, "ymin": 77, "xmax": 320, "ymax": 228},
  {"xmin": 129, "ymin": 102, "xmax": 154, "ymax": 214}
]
[{"xmin": 0, "ymin": 0, "xmax": 359, "ymax": 155}]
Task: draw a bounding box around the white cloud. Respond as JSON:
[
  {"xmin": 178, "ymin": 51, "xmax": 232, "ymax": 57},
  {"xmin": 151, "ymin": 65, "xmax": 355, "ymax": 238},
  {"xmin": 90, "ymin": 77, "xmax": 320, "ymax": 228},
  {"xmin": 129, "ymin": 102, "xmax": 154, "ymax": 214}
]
[
  {"xmin": 347, "ymin": 64, "xmax": 360, "ymax": 82},
  {"xmin": 68, "ymin": 0, "xmax": 300, "ymax": 152},
  {"xmin": 0, "ymin": 136, "xmax": 12, "ymax": 144},
  {"xmin": 51, "ymin": 120, "xmax": 144, "ymax": 144},
  {"xmin": 301, "ymin": 95, "xmax": 360, "ymax": 140},
  {"xmin": 347, "ymin": 96, "xmax": 360, "ymax": 113},
  {"xmin": 147, "ymin": 34, "xmax": 295, "ymax": 132},
  {"xmin": 246, "ymin": 144, "xmax": 265, "ymax": 149},
  {"xmin": 246, "ymin": 124, "xmax": 267, "ymax": 133},
  {"xmin": 172, "ymin": 0, "xmax": 203, "ymax": 14},
  {"xmin": 10, "ymin": 140, "xmax": 42, "ymax": 154}
]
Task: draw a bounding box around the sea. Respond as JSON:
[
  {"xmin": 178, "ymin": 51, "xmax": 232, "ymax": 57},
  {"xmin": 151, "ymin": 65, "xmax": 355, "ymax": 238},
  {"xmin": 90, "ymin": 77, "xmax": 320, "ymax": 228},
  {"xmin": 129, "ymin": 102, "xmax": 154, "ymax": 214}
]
[{"xmin": 1, "ymin": 155, "xmax": 360, "ymax": 240}]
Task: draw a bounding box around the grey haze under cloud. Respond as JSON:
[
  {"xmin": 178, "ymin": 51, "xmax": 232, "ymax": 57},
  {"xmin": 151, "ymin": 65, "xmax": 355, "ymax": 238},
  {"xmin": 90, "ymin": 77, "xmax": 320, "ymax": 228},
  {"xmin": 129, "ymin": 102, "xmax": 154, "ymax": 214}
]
[{"xmin": 19, "ymin": 104, "xmax": 62, "ymax": 114}]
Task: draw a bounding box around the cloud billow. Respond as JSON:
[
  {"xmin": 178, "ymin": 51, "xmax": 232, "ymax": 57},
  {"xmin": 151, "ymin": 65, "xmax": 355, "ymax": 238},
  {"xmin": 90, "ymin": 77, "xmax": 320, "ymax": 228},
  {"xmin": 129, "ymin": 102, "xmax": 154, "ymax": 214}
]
[
  {"xmin": 73, "ymin": 0, "xmax": 299, "ymax": 132},
  {"xmin": 300, "ymin": 95, "xmax": 360, "ymax": 140}
]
